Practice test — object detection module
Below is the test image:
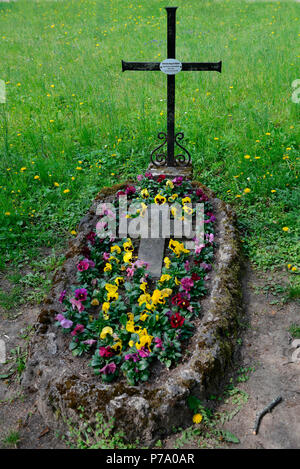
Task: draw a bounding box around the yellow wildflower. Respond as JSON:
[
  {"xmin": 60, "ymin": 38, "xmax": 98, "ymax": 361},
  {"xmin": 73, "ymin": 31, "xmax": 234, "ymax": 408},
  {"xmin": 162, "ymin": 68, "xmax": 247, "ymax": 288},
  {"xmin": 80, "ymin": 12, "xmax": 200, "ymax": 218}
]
[{"xmin": 193, "ymin": 413, "xmax": 203, "ymax": 424}]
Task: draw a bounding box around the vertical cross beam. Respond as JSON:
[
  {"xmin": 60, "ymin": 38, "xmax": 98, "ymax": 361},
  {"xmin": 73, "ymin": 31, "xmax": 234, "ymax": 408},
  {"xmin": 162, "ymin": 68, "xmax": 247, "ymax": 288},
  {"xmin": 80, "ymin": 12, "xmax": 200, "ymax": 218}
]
[
  {"xmin": 166, "ymin": 7, "xmax": 177, "ymax": 166},
  {"xmin": 121, "ymin": 6, "xmax": 222, "ymax": 168}
]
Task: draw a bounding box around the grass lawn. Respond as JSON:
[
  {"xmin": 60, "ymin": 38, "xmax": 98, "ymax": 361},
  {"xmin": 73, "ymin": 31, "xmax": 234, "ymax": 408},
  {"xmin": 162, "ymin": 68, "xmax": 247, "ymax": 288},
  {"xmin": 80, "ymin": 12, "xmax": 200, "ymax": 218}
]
[{"xmin": 0, "ymin": 0, "xmax": 299, "ymax": 283}]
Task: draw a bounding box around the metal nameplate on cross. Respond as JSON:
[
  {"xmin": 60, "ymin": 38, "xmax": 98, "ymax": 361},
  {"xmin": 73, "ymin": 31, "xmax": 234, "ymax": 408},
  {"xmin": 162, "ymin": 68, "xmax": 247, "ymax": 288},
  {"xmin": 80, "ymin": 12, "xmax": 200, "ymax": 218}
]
[{"xmin": 122, "ymin": 6, "xmax": 222, "ymax": 168}]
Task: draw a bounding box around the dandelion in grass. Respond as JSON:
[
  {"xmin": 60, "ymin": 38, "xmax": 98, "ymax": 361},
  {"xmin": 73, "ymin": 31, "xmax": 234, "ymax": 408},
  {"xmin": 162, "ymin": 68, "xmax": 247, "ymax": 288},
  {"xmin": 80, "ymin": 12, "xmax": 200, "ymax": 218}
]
[{"xmin": 193, "ymin": 413, "xmax": 203, "ymax": 424}]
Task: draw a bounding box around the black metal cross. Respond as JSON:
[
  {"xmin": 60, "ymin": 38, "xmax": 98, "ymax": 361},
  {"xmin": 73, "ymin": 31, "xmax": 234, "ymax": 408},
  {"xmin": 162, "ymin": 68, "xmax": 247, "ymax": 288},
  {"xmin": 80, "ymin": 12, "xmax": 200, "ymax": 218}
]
[{"xmin": 122, "ymin": 6, "xmax": 222, "ymax": 167}]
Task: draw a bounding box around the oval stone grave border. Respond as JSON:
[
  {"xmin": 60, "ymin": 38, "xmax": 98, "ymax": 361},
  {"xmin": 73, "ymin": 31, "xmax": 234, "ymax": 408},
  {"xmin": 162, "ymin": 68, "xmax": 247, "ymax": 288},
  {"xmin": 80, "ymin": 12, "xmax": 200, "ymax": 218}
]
[{"xmin": 22, "ymin": 181, "xmax": 243, "ymax": 445}]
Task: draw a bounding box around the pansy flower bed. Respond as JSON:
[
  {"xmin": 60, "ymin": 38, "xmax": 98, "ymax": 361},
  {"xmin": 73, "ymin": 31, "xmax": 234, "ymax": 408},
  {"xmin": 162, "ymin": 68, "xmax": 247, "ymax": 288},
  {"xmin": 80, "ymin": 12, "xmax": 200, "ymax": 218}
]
[{"xmin": 55, "ymin": 173, "xmax": 216, "ymax": 386}]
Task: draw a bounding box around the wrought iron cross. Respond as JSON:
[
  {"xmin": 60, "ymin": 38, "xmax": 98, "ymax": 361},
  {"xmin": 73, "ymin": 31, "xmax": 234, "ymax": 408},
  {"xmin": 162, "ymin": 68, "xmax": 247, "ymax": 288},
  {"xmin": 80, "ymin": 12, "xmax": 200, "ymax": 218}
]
[{"xmin": 122, "ymin": 6, "xmax": 222, "ymax": 167}]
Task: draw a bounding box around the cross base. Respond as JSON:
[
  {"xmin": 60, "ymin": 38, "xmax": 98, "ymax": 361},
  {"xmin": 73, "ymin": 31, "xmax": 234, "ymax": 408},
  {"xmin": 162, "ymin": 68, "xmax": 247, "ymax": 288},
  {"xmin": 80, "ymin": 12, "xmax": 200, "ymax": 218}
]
[{"xmin": 147, "ymin": 163, "xmax": 193, "ymax": 180}]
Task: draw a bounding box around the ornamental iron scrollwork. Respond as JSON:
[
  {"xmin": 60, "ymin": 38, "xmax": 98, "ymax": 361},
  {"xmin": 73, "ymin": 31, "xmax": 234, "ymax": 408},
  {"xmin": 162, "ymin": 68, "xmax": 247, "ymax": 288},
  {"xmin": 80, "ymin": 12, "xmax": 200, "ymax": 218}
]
[
  {"xmin": 174, "ymin": 132, "xmax": 191, "ymax": 167},
  {"xmin": 150, "ymin": 131, "xmax": 191, "ymax": 167},
  {"xmin": 150, "ymin": 132, "xmax": 167, "ymax": 166}
]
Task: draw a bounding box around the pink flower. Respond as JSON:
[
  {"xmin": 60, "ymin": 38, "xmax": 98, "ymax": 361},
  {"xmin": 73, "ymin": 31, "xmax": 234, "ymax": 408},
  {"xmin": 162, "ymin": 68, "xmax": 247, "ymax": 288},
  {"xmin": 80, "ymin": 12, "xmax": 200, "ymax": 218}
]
[
  {"xmin": 55, "ymin": 313, "xmax": 64, "ymax": 322},
  {"xmin": 71, "ymin": 324, "xmax": 85, "ymax": 337},
  {"xmin": 70, "ymin": 297, "xmax": 85, "ymax": 312},
  {"xmin": 103, "ymin": 252, "xmax": 110, "ymax": 261},
  {"xmin": 195, "ymin": 243, "xmax": 205, "ymax": 254},
  {"xmin": 181, "ymin": 277, "xmax": 194, "ymax": 293},
  {"xmin": 86, "ymin": 231, "xmax": 96, "ymax": 245},
  {"xmin": 126, "ymin": 267, "xmax": 135, "ymax": 277},
  {"xmin": 184, "ymin": 260, "xmax": 190, "ymax": 272},
  {"xmin": 125, "ymin": 185, "xmax": 136, "ymax": 196},
  {"xmin": 77, "ymin": 258, "xmax": 95, "ymax": 272},
  {"xmin": 137, "ymin": 174, "xmax": 144, "ymax": 181},
  {"xmin": 61, "ymin": 318, "xmax": 73, "ymax": 329},
  {"xmin": 55, "ymin": 314, "xmax": 73, "ymax": 329},
  {"xmin": 206, "ymin": 233, "xmax": 214, "ymax": 244},
  {"xmin": 138, "ymin": 347, "xmax": 151, "ymax": 358},
  {"xmin": 74, "ymin": 288, "xmax": 88, "ymax": 301},
  {"xmin": 200, "ymin": 263, "xmax": 212, "ymax": 272},
  {"xmin": 58, "ymin": 290, "xmax": 66, "ymax": 303},
  {"xmin": 154, "ymin": 337, "xmax": 164, "ymax": 349},
  {"xmin": 99, "ymin": 362, "xmax": 117, "ymax": 375},
  {"xmin": 99, "ymin": 346, "xmax": 114, "ymax": 358},
  {"xmin": 83, "ymin": 339, "xmax": 97, "ymax": 346},
  {"xmin": 172, "ymin": 176, "xmax": 183, "ymax": 186}
]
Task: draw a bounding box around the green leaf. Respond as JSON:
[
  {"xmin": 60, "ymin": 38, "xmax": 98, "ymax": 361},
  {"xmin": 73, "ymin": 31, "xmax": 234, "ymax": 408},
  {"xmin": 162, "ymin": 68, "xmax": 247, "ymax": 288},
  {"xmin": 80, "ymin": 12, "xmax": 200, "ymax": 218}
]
[
  {"xmin": 220, "ymin": 430, "xmax": 240, "ymax": 444},
  {"xmin": 187, "ymin": 395, "xmax": 201, "ymax": 412}
]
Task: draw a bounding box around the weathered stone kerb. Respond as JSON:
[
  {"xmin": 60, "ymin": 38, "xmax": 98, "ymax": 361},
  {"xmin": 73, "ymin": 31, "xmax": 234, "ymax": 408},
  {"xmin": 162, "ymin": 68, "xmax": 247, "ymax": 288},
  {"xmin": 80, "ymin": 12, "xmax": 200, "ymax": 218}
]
[{"xmin": 22, "ymin": 181, "xmax": 242, "ymax": 445}]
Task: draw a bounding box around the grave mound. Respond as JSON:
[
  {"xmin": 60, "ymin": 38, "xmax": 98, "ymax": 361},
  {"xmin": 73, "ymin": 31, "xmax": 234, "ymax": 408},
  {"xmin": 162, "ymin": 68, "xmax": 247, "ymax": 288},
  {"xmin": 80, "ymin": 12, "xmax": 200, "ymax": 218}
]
[{"xmin": 22, "ymin": 177, "xmax": 242, "ymax": 445}]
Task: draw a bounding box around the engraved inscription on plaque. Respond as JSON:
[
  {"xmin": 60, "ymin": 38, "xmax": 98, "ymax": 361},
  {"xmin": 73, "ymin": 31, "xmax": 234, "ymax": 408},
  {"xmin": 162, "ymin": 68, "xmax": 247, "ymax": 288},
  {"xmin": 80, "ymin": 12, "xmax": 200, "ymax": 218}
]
[{"xmin": 160, "ymin": 59, "xmax": 182, "ymax": 75}]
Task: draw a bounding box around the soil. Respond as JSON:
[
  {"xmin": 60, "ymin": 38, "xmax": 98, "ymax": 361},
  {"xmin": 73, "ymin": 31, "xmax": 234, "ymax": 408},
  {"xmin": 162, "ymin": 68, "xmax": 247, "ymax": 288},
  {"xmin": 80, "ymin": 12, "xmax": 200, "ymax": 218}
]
[{"xmin": 0, "ymin": 263, "xmax": 299, "ymax": 449}]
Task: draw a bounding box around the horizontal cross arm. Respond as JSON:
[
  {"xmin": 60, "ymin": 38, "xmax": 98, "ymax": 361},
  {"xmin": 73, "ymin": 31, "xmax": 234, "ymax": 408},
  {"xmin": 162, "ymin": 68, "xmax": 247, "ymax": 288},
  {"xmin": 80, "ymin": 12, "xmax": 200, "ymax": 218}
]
[
  {"xmin": 122, "ymin": 60, "xmax": 160, "ymax": 72},
  {"xmin": 182, "ymin": 61, "xmax": 222, "ymax": 72}
]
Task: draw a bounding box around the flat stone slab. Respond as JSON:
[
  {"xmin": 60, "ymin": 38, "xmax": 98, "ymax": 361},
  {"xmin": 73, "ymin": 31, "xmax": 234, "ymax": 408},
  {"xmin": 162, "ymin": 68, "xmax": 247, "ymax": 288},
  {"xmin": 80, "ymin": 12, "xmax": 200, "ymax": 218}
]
[
  {"xmin": 147, "ymin": 164, "xmax": 192, "ymax": 180},
  {"xmin": 22, "ymin": 181, "xmax": 242, "ymax": 445},
  {"xmin": 138, "ymin": 238, "xmax": 165, "ymax": 278}
]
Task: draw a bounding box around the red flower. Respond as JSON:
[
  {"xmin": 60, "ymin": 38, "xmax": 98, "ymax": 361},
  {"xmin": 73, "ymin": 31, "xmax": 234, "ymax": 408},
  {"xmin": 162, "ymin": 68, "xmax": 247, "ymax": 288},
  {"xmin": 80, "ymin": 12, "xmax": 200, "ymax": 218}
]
[
  {"xmin": 99, "ymin": 346, "xmax": 114, "ymax": 358},
  {"xmin": 171, "ymin": 293, "xmax": 190, "ymax": 309},
  {"xmin": 170, "ymin": 312, "xmax": 185, "ymax": 328},
  {"xmin": 157, "ymin": 175, "xmax": 166, "ymax": 183},
  {"xmin": 191, "ymin": 273, "xmax": 201, "ymax": 281}
]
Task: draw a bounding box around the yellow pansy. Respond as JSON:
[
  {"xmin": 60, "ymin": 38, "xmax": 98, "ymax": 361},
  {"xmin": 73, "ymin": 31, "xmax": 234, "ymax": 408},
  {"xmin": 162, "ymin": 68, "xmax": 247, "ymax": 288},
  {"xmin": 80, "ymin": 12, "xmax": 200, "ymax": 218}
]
[
  {"xmin": 123, "ymin": 252, "xmax": 133, "ymax": 263},
  {"xmin": 141, "ymin": 188, "xmax": 149, "ymax": 199},
  {"xmin": 111, "ymin": 245, "xmax": 121, "ymax": 254},
  {"xmin": 164, "ymin": 257, "xmax": 171, "ymax": 269},
  {"xmin": 104, "ymin": 263, "xmax": 112, "ymax": 272},
  {"xmin": 107, "ymin": 291, "xmax": 119, "ymax": 301},
  {"xmin": 140, "ymin": 282, "xmax": 148, "ymax": 293},
  {"xmin": 127, "ymin": 312, "xmax": 134, "ymax": 321},
  {"xmin": 111, "ymin": 340, "xmax": 122, "ymax": 354},
  {"xmin": 140, "ymin": 202, "xmax": 148, "ymax": 217},
  {"xmin": 138, "ymin": 293, "xmax": 152, "ymax": 309},
  {"xmin": 126, "ymin": 321, "xmax": 141, "ymax": 334},
  {"xmin": 160, "ymin": 288, "xmax": 172, "ymax": 298},
  {"xmin": 171, "ymin": 206, "xmax": 178, "ymax": 217},
  {"xmin": 152, "ymin": 289, "xmax": 165, "ymax": 306},
  {"xmin": 100, "ymin": 326, "xmax": 113, "ymax": 339},
  {"xmin": 135, "ymin": 333, "xmax": 153, "ymax": 351},
  {"xmin": 168, "ymin": 193, "xmax": 178, "ymax": 203},
  {"xmin": 159, "ymin": 274, "xmax": 172, "ymax": 283},
  {"xmin": 183, "ymin": 205, "xmax": 194, "ymax": 215},
  {"xmin": 109, "ymin": 255, "xmax": 119, "ymax": 263},
  {"xmin": 102, "ymin": 302, "xmax": 110, "ymax": 314},
  {"xmin": 169, "ymin": 239, "xmax": 190, "ymax": 257},
  {"xmin": 166, "ymin": 179, "xmax": 174, "ymax": 189},
  {"xmin": 182, "ymin": 196, "xmax": 191, "ymax": 205},
  {"xmin": 154, "ymin": 193, "xmax": 166, "ymax": 205},
  {"xmin": 115, "ymin": 276, "xmax": 124, "ymax": 286},
  {"xmin": 123, "ymin": 239, "xmax": 134, "ymax": 252},
  {"xmin": 140, "ymin": 312, "xmax": 149, "ymax": 321}
]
